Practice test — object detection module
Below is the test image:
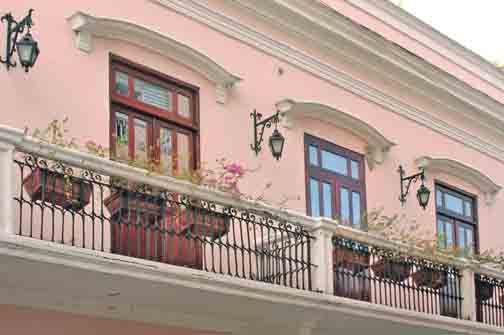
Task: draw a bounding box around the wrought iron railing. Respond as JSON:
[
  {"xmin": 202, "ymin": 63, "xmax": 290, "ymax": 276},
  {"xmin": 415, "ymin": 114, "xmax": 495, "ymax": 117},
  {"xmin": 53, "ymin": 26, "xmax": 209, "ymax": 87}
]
[
  {"xmin": 13, "ymin": 152, "xmax": 314, "ymax": 291},
  {"xmin": 475, "ymin": 273, "xmax": 504, "ymax": 327},
  {"xmin": 332, "ymin": 237, "xmax": 463, "ymax": 318}
]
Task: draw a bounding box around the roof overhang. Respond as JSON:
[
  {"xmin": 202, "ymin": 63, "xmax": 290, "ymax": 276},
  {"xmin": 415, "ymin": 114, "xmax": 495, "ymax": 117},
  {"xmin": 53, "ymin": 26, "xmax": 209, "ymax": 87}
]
[{"xmin": 228, "ymin": 0, "xmax": 504, "ymax": 140}]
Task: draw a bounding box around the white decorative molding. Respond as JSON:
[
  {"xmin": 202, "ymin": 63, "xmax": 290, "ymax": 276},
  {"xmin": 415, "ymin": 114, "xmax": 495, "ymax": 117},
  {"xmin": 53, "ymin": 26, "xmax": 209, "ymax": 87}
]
[
  {"xmin": 416, "ymin": 156, "xmax": 502, "ymax": 205},
  {"xmin": 344, "ymin": 0, "xmax": 504, "ymax": 93},
  {"xmin": 277, "ymin": 99, "xmax": 395, "ymax": 169},
  {"xmin": 231, "ymin": 0, "xmax": 504, "ymax": 138},
  {"xmin": 67, "ymin": 11, "xmax": 241, "ymax": 104},
  {"xmin": 149, "ymin": 0, "xmax": 504, "ymax": 163}
]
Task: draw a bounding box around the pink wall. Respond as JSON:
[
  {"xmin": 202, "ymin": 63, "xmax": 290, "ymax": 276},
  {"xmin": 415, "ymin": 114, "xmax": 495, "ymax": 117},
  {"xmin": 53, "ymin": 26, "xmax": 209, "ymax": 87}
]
[
  {"xmin": 1, "ymin": 0, "xmax": 503, "ymax": 258},
  {"xmin": 0, "ymin": 305, "xmax": 223, "ymax": 335}
]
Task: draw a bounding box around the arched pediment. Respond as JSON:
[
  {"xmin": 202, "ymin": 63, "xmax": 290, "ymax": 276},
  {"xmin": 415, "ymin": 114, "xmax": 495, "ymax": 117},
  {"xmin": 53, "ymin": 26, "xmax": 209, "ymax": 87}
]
[
  {"xmin": 416, "ymin": 156, "xmax": 501, "ymax": 205},
  {"xmin": 67, "ymin": 12, "xmax": 241, "ymax": 104},
  {"xmin": 276, "ymin": 99, "xmax": 395, "ymax": 169}
]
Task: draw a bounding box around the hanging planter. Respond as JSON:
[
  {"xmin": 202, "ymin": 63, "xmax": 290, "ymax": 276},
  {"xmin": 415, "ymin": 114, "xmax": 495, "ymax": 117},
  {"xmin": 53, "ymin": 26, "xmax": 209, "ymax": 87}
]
[
  {"xmin": 476, "ymin": 281, "xmax": 494, "ymax": 302},
  {"xmin": 105, "ymin": 191, "xmax": 206, "ymax": 269},
  {"xmin": 412, "ymin": 269, "xmax": 447, "ymax": 290},
  {"xmin": 333, "ymin": 244, "xmax": 370, "ymax": 273},
  {"xmin": 23, "ymin": 168, "xmax": 92, "ymax": 210},
  {"xmin": 105, "ymin": 190, "xmax": 164, "ymax": 258},
  {"xmin": 372, "ymin": 258, "xmax": 411, "ymax": 282},
  {"xmin": 178, "ymin": 204, "xmax": 230, "ymax": 239}
]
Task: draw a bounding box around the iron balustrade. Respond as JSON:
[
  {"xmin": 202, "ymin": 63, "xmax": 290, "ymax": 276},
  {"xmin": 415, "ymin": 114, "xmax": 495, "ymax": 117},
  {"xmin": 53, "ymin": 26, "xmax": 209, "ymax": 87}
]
[
  {"xmin": 332, "ymin": 237, "xmax": 463, "ymax": 318},
  {"xmin": 13, "ymin": 152, "xmax": 313, "ymax": 291},
  {"xmin": 475, "ymin": 273, "xmax": 504, "ymax": 327}
]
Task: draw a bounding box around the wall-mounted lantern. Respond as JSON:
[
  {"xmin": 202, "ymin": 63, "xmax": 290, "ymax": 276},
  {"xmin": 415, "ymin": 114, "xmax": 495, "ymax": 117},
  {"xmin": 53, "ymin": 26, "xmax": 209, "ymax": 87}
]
[
  {"xmin": 398, "ymin": 165, "xmax": 430, "ymax": 210},
  {"xmin": 250, "ymin": 110, "xmax": 285, "ymax": 160},
  {"xmin": 1, "ymin": 9, "xmax": 40, "ymax": 72}
]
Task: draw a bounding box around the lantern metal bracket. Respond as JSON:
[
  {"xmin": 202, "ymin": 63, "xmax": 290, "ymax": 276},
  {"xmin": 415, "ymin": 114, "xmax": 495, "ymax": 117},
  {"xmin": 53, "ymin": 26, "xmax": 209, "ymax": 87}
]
[
  {"xmin": 398, "ymin": 165, "xmax": 425, "ymax": 205},
  {"xmin": 250, "ymin": 109, "xmax": 280, "ymax": 155},
  {"xmin": 0, "ymin": 9, "xmax": 34, "ymax": 70}
]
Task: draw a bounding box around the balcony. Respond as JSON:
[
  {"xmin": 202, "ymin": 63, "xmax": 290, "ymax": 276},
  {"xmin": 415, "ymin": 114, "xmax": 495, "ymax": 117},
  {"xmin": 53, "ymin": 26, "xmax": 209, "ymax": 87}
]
[{"xmin": 0, "ymin": 124, "xmax": 504, "ymax": 334}]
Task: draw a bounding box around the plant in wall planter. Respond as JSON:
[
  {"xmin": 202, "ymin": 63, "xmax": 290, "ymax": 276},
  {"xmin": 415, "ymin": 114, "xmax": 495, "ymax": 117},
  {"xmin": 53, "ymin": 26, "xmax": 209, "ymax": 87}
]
[
  {"xmin": 412, "ymin": 268, "xmax": 447, "ymax": 290},
  {"xmin": 333, "ymin": 243, "xmax": 370, "ymax": 273},
  {"xmin": 23, "ymin": 168, "xmax": 92, "ymax": 210},
  {"xmin": 371, "ymin": 258, "xmax": 412, "ymax": 282},
  {"xmin": 23, "ymin": 119, "xmax": 92, "ymax": 210},
  {"xmin": 176, "ymin": 201, "xmax": 230, "ymax": 240},
  {"xmin": 476, "ymin": 281, "xmax": 494, "ymax": 302}
]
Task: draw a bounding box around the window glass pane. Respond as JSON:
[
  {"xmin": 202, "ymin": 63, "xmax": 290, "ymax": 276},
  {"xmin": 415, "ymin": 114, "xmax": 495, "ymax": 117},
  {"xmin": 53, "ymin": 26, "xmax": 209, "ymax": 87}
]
[
  {"xmin": 445, "ymin": 222, "xmax": 454, "ymax": 249},
  {"xmin": 340, "ymin": 188, "xmax": 350, "ymax": 225},
  {"xmin": 310, "ymin": 179, "xmax": 320, "ymax": 217},
  {"xmin": 321, "ymin": 150, "xmax": 347, "ymax": 175},
  {"xmin": 134, "ymin": 78, "xmax": 172, "ymax": 111},
  {"xmin": 437, "ymin": 219, "xmax": 446, "ymax": 249},
  {"xmin": 134, "ymin": 118, "xmax": 148, "ymax": 163},
  {"xmin": 177, "ymin": 133, "xmax": 190, "ymax": 173},
  {"xmin": 466, "ymin": 228, "xmax": 474, "ymax": 252},
  {"xmin": 458, "ymin": 226, "xmax": 466, "ymax": 250},
  {"xmin": 464, "ymin": 201, "xmax": 472, "ymax": 218},
  {"xmin": 160, "ymin": 127, "xmax": 173, "ymax": 175},
  {"xmin": 351, "ymin": 160, "xmax": 359, "ymax": 180},
  {"xmin": 309, "ymin": 145, "xmax": 319, "ymax": 166},
  {"xmin": 115, "ymin": 71, "xmax": 129, "ymax": 96},
  {"xmin": 352, "ymin": 192, "xmax": 361, "ymax": 228},
  {"xmin": 444, "ymin": 193, "xmax": 464, "ymax": 215},
  {"xmin": 322, "ymin": 183, "xmax": 332, "ymax": 218},
  {"xmin": 178, "ymin": 94, "xmax": 191, "ymax": 119},
  {"xmin": 115, "ymin": 112, "xmax": 129, "ymax": 160},
  {"xmin": 436, "ymin": 189, "xmax": 443, "ymax": 208}
]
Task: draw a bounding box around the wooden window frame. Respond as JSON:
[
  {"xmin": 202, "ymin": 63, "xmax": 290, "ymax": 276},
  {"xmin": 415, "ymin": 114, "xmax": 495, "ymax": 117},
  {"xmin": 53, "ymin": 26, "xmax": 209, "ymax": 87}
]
[
  {"xmin": 109, "ymin": 54, "xmax": 200, "ymax": 172},
  {"xmin": 435, "ymin": 181, "xmax": 479, "ymax": 254},
  {"xmin": 304, "ymin": 134, "xmax": 367, "ymax": 228}
]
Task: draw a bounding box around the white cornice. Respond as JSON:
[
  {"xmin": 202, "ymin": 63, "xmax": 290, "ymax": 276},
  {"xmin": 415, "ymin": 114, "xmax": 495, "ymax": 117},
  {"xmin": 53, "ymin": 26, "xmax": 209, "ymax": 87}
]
[
  {"xmin": 416, "ymin": 156, "xmax": 502, "ymax": 205},
  {"xmin": 277, "ymin": 99, "xmax": 395, "ymax": 169},
  {"xmin": 230, "ymin": 0, "xmax": 504, "ymax": 138},
  {"xmin": 149, "ymin": 0, "xmax": 504, "ymax": 163},
  {"xmin": 67, "ymin": 11, "xmax": 241, "ymax": 104},
  {"xmin": 344, "ymin": 0, "xmax": 504, "ymax": 93}
]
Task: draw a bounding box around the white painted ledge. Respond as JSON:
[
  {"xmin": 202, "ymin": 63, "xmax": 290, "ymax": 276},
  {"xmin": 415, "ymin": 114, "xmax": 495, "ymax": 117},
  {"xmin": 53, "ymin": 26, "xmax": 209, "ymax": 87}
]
[
  {"xmin": 67, "ymin": 11, "xmax": 241, "ymax": 104},
  {"xmin": 416, "ymin": 156, "xmax": 502, "ymax": 205},
  {"xmin": 276, "ymin": 99, "xmax": 395, "ymax": 169}
]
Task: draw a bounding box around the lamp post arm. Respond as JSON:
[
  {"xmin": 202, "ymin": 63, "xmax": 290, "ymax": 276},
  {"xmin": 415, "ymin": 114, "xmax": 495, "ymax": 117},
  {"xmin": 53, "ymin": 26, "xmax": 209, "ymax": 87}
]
[
  {"xmin": 250, "ymin": 110, "xmax": 280, "ymax": 155},
  {"xmin": 398, "ymin": 166, "xmax": 425, "ymax": 204},
  {"xmin": 0, "ymin": 9, "xmax": 34, "ymax": 70}
]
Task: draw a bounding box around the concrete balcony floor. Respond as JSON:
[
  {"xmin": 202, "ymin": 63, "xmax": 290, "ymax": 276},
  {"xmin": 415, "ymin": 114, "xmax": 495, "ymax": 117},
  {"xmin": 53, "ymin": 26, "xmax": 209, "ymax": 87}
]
[{"xmin": 1, "ymin": 235, "xmax": 503, "ymax": 335}]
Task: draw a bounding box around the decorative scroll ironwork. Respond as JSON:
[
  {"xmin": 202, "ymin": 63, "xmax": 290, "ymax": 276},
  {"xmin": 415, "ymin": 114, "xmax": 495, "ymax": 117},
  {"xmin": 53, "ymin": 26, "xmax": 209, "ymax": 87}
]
[
  {"xmin": 475, "ymin": 273, "xmax": 504, "ymax": 327},
  {"xmin": 332, "ymin": 236, "xmax": 463, "ymax": 319},
  {"xmin": 13, "ymin": 152, "xmax": 313, "ymax": 291}
]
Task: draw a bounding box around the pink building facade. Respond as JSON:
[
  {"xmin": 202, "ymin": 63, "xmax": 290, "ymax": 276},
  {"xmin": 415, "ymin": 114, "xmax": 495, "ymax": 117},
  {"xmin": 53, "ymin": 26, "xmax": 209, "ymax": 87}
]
[{"xmin": 1, "ymin": 1, "xmax": 504, "ymax": 334}]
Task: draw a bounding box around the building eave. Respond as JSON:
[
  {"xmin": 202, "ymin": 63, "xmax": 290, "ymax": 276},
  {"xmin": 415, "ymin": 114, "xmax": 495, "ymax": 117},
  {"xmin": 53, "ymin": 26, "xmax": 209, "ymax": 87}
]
[
  {"xmin": 227, "ymin": 0, "xmax": 504, "ymax": 139},
  {"xmin": 344, "ymin": 0, "xmax": 504, "ymax": 94}
]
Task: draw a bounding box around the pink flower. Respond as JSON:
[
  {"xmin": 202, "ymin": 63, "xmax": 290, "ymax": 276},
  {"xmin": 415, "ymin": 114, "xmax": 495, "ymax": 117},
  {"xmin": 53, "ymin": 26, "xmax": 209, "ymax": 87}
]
[{"xmin": 224, "ymin": 163, "xmax": 245, "ymax": 176}]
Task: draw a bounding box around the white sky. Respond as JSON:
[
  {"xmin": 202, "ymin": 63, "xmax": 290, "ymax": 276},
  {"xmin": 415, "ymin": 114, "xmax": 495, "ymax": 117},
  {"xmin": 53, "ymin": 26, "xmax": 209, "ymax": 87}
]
[{"xmin": 391, "ymin": 0, "xmax": 504, "ymax": 63}]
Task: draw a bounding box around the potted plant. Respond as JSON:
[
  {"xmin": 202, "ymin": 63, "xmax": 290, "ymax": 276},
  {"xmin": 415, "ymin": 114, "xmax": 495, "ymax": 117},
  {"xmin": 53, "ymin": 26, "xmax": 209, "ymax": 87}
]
[
  {"xmin": 476, "ymin": 281, "xmax": 494, "ymax": 302},
  {"xmin": 333, "ymin": 242, "xmax": 369, "ymax": 273},
  {"xmin": 23, "ymin": 118, "xmax": 92, "ymax": 210},
  {"xmin": 372, "ymin": 258, "xmax": 411, "ymax": 282},
  {"xmin": 23, "ymin": 168, "xmax": 92, "ymax": 210},
  {"xmin": 412, "ymin": 268, "xmax": 447, "ymax": 290},
  {"xmin": 177, "ymin": 203, "xmax": 230, "ymax": 239}
]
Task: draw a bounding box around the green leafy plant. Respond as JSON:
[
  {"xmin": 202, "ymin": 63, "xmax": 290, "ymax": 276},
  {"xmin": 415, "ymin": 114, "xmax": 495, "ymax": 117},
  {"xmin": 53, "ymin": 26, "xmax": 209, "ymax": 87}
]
[{"xmin": 364, "ymin": 208, "xmax": 504, "ymax": 269}]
